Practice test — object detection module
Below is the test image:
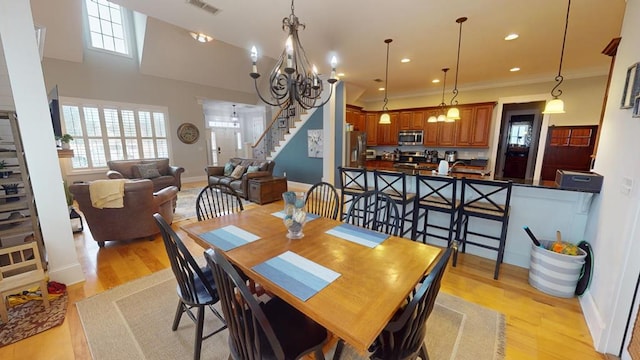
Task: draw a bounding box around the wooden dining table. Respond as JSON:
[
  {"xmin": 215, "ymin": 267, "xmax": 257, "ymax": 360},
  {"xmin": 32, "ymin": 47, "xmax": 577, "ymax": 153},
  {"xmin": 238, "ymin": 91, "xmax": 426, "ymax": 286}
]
[{"xmin": 181, "ymin": 201, "xmax": 442, "ymax": 354}]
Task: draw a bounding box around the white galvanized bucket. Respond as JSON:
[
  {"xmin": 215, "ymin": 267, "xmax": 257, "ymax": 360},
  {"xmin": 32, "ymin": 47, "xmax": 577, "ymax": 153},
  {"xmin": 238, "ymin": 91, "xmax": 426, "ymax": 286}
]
[{"xmin": 528, "ymin": 240, "xmax": 587, "ymax": 298}]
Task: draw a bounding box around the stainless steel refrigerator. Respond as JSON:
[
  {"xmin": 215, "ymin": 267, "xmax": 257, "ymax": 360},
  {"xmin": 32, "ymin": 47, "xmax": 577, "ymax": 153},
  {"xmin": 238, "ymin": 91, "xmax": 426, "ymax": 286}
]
[{"xmin": 345, "ymin": 131, "xmax": 367, "ymax": 168}]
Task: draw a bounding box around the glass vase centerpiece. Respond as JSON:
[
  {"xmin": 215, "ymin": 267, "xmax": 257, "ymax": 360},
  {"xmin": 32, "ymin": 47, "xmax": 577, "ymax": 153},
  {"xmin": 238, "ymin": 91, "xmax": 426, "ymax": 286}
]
[{"xmin": 282, "ymin": 191, "xmax": 307, "ymax": 239}]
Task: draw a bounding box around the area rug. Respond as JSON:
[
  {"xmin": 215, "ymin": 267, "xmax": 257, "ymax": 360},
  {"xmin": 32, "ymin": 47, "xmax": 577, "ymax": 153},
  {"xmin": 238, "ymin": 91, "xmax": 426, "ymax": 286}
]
[
  {"xmin": 77, "ymin": 269, "xmax": 505, "ymax": 360},
  {"xmin": 0, "ymin": 292, "xmax": 68, "ymax": 347},
  {"xmin": 173, "ymin": 187, "xmax": 253, "ymax": 222}
]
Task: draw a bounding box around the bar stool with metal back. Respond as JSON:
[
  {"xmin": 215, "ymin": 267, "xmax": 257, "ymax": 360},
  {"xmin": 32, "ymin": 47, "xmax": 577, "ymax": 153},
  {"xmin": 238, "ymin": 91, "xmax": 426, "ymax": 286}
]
[
  {"xmin": 374, "ymin": 169, "xmax": 416, "ymax": 238},
  {"xmin": 412, "ymin": 174, "xmax": 459, "ymax": 246},
  {"xmin": 338, "ymin": 166, "xmax": 370, "ymax": 220},
  {"xmin": 454, "ymin": 178, "xmax": 513, "ymax": 279}
]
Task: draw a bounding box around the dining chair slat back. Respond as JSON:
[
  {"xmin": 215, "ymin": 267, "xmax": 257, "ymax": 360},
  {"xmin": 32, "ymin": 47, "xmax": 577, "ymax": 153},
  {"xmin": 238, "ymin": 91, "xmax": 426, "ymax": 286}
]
[
  {"xmin": 305, "ymin": 181, "xmax": 340, "ymax": 220},
  {"xmin": 371, "ymin": 246, "xmax": 453, "ymax": 360},
  {"xmin": 153, "ymin": 213, "xmax": 226, "ymax": 360},
  {"xmin": 345, "ymin": 190, "xmax": 401, "ymax": 236},
  {"xmin": 204, "ymin": 248, "xmax": 327, "ymax": 360},
  {"xmin": 195, "ymin": 183, "xmax": 244, "ymax": 221},
  {"xmin": 338, "ymin": 166, "xmax": 370, "ymax": 220}
]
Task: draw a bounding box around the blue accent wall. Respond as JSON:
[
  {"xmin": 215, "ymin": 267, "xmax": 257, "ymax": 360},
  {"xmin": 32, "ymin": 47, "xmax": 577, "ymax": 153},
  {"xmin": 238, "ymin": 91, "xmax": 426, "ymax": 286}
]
[
  {"xmin": 273, "ymin": 82, "xmax": 345, "ymax": 185},
  {"xmin": 273, "ymin": 107, "xmax": 324, "ymax": 184}
]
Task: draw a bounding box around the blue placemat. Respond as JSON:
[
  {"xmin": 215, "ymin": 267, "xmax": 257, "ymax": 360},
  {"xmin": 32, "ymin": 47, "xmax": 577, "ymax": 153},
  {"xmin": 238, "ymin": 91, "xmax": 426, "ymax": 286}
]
[
  {"xmin": 271, "ymin": 210, "xmax": 320, "ymax": 222},
  {"xmin": 325, "ymin": 223, "xmax": 389, "ymax": 248},
  {"xmin": 200, "ymin": 225, "xmax": 260, "ymax": 251},
  {"xmin": 252, "ymin": 251, "xmax": 341, "ymax": 301}
]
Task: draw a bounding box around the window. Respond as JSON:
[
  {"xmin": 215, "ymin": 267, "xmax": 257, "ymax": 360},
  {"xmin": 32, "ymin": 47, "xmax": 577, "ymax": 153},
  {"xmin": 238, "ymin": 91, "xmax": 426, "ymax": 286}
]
[
  {"xmin": 60, "ymin": 98, "xmax": 169, "ymax": 171},
  {"xmin": 85, "ymin": 0, "xmax": 129, "ymax": 55}
]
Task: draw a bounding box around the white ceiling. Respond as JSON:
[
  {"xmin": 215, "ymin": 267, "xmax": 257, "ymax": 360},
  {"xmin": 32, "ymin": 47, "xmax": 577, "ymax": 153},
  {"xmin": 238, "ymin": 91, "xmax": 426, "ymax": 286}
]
[
  {"xmin": 110, "ymin": 0, "xmax": 626, "ymax": 101},
  {"xmin": 0, "ymin": 0, "xmax": 627, "ymax": 111}
]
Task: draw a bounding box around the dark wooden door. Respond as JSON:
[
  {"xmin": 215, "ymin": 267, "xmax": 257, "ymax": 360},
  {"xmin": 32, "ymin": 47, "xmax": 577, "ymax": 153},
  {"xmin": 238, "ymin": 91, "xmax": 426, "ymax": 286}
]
[{"xmin": 540, "ymin": 125, "xmax": 598, "ymax": 180}]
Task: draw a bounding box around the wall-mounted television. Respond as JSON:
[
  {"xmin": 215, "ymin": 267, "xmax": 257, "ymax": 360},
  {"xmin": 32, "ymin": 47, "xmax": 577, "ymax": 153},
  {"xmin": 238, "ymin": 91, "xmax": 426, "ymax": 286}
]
[{"xmin": 47, "ymin": 85, "xmax": 62, "ymax": 138}]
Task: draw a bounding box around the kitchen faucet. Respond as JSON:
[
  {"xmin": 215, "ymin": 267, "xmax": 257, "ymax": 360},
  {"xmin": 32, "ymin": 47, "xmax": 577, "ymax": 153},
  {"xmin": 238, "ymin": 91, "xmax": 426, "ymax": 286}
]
[{"xmin": 449, "ymin": 160, "xmax": 466, "ymax": 172}]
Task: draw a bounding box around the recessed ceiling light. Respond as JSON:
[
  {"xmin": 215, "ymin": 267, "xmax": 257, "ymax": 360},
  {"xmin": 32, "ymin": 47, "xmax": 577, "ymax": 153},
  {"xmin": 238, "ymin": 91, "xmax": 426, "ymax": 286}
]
[
  {"xmin": 189, "ymin": 32, "xmax": 213, "ymax": 43},
  {"xmin": 505, "ymin": 33, "xmax": 519, "ymax": 41},
  {"xmin": 378, "ymin": 87, "xmax": 385, "ymax": 91},
  {"xmin": 510, "ymin": 67, "xmax": 520, "ymax": 72},
  {"xmin": 432, "ymin": 79, "xmax": 440, "ymax": 83},
  {"xmin": 337, "ymin": 72, "xmax": 345, "ymax": 77},
  {"xmin": 401, "ymin": 58, "xmax": 411, "ymax": 63}
]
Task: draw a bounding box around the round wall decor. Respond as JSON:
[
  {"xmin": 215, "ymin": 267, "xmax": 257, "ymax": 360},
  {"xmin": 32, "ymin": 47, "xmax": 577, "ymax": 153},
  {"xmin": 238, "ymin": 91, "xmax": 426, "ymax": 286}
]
[{"xmin": 177, "ymin": 123, "xmax": 199, "ymax": 144}]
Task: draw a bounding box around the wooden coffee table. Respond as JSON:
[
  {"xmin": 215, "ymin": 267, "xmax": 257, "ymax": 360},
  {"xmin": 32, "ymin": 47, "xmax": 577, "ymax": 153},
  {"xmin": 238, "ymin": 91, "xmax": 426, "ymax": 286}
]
[{"xmin": 248, "ymin": 176, "xmax": 287, "ymax": 204}]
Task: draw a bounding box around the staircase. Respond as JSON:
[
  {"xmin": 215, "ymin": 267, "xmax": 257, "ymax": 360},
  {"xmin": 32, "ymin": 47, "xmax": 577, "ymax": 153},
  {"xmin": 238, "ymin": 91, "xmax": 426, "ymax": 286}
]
[{"xmin": 252, "ymin": 101, "xmax": 317, "ymax": 160}]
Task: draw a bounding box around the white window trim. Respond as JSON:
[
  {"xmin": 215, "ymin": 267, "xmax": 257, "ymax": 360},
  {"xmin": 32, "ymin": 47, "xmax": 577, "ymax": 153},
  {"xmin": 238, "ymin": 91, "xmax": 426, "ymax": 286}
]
[
  {"xmin": 82, "ymin": 0, "xmax": 135, "ymax": 58},
  {"xmin": 59, "ymin": 96, "xmax": 171, "ymax": 175}
]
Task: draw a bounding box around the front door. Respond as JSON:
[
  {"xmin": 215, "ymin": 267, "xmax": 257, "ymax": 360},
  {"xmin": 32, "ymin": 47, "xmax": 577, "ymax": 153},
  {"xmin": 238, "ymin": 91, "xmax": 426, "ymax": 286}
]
[{"xmin": 209, "ymin": 128, "xmax": 240, "ymax": 166}]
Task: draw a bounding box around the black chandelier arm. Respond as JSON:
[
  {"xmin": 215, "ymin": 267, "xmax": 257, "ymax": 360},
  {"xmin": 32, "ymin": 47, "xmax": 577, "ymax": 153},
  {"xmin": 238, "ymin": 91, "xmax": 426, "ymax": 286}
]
[
  {"xmin": 253, "ymin": 79, "xmax": 285, "ymax": 107},
  {"xmin": 550, "ymin": 74, "xmax": 564, "ymax": 98}
]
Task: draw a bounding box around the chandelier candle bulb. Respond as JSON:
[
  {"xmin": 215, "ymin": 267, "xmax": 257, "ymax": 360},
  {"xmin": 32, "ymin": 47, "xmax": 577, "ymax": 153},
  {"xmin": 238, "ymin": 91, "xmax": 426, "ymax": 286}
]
[
  {"xmin": 286, "ymin": 37, "xmax": 294, "ymax": 69},
  {"xmin": 250, "ymin": 46, "xmax": 258, "ymax": 74},
  {"xmin": 312, "ymin": 65, "xmax": 319, "ymax": 87}
]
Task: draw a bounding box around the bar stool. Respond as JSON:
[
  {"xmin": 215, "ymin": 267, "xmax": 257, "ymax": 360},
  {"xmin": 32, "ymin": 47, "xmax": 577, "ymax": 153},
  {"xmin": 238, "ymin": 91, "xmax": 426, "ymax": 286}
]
[
  {"xmin": 338, "ymin": 166, "xmax": 370, "ymax": 220},
  {"xmin": 373, "ymin": 170, "xmax": 416, "ymax": 238},
  {"xmin": 454, "ymin": 178, "xmax": 513, "ymax": 280},
  {"xmin": 411, "ymin": 174, "xmax": 458, "ymax": 246}
]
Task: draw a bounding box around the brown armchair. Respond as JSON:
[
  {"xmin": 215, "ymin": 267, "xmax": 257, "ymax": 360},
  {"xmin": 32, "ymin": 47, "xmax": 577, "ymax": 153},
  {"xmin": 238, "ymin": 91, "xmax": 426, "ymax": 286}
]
[{"xmin": 69, "ymin": 179, "xmax": 178, "ymax": 247}]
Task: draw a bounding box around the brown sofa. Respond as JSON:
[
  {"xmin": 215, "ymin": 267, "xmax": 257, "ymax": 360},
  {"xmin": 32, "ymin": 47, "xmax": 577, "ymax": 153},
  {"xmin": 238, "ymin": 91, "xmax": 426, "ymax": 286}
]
[
  {"xmin": 69, "ymin": 180, "xmax": 178, "ymax": 247},
  {"xmin": 205, "ymin": 158, "xmax": 275, "ymax": 199},
  {"xmin": 106, "ymin": 158, "xmax": 184, "ymax": 192}
]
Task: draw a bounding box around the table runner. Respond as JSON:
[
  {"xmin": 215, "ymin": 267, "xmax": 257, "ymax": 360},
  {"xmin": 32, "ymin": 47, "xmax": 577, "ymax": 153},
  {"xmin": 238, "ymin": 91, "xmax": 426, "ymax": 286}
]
[
  {"xmin": 252, "ymin": 251, "xmax": 340, "ymax": 301},
  {"xmin": 199, "ymin": 225, "xmax": 260, "ymax": 251},
  {"xmin": 325, "ymin": 223, "xmax": 389, "ymax": 248}
]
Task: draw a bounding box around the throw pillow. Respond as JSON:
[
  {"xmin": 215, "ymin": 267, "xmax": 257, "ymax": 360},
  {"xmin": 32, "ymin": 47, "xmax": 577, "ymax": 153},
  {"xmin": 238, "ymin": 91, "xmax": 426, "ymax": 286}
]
[
  {"xmin": 230, "ymin": 165, "xmax": 246, "ymax": 179},
  {"xmin": 134, "ymin": 163, "xmax": 161, "ymax": 179},
  {"xmin": 246, "ymin": 165, "xmax": 260, "ymax": 174},
  {"xmin": 224, "ymin": 162, "xmax": 235, "ymax": 176}
]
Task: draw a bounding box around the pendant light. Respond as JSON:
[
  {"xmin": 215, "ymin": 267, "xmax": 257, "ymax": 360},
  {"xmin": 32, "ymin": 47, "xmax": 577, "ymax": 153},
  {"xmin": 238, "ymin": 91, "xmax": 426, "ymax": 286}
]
[
  {"xmin": 428, "ymin": 68, "xmax": 450, "ymax": 123},
  {"xmin": 542, "ymin": 0, "xmax": 571, "ymax": 114},
  {"xmin": 230, "ymin": 104, "xmax": 239, "ymax": 121},
  {"xmin": 379, "ymin": 39, "xmax": 393, "ymax": 125},
  {"xmin": 447, "ymin": 17, "xmax": 467, "ymax": 121}
]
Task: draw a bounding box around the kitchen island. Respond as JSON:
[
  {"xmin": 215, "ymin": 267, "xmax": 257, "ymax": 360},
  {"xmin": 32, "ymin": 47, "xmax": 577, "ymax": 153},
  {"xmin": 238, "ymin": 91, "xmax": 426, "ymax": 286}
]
[{"xmin": 360, "ymin": 165, "xmax": 597, "ymax": 269}]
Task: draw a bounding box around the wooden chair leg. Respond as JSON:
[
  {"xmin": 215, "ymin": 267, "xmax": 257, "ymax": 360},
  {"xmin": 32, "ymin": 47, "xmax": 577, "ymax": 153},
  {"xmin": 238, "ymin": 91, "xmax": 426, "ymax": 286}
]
[
  {"xmin": 194, "ymin": 306, "xmax": 205, "ymax": 360},
  {"xmin": 40, "ymin": 280, "xmax": 50, "ymax": 309},
  {"xmin": 0, "ymin": 297, "xmax": 8, "ymax": 323},
  {"xmin": 172, "ymin": 300, "xmax": 184, "ymax": 331}
]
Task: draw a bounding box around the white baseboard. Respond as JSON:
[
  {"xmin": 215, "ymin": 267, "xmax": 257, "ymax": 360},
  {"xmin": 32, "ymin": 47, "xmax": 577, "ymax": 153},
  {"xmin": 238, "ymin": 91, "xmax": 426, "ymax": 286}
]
[
  {"xmin": 49, "ymin": 262, "xmax": 85, "ymax": 286},
  {"xmin": 182, "ymin": 175, "xmax": 207, "ymax": 184},
  {"xmin": 580, "ymin": 289, "xmax": 608, "ymax": 352}
]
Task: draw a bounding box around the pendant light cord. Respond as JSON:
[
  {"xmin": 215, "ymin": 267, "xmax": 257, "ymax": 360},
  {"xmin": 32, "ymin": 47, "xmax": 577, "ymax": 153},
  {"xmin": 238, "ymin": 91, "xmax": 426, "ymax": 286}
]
[
  {"xmin": 550, "ymin": 0, "xmax": 571, "ymax": 98},
  {"xmin": 383, "ymin": 39, "xmax": 392, "ymax": 111},
  {"xmin": 450, "ymin": 17, "xmax": 467, "ymax": 106}
]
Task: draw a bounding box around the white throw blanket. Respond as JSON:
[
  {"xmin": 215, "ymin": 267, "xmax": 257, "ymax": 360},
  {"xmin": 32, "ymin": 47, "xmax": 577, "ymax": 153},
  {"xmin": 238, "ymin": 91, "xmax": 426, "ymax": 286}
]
[{"xmin": 89, "ymin": 179, "xmax": 126, "ymax": 209}]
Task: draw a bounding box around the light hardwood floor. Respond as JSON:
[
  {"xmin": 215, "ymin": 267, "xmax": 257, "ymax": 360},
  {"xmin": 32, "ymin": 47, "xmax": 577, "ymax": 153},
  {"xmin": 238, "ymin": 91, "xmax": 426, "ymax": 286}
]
[{"xmin": 0, "ymin": 182, "xmax": 609, "ymax": 360}]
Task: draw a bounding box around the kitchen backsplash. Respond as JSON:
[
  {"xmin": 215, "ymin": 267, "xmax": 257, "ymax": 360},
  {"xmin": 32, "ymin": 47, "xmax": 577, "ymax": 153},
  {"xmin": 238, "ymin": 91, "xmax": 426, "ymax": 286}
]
[{"xmin": 370, "ymin": 145, "xmax": 489, "ymax": 160}]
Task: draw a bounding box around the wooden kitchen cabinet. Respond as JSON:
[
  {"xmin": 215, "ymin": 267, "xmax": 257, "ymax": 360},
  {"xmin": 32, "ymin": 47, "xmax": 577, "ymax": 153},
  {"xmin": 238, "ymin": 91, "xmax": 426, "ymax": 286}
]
[
  {"xmin": 346, "ymin": 105, "xmax": 366, "ymax": 131},
  {"xmin": 438, "ymin": 122, "xmax": 456, "ymax": 146},
  {"xmin": 365, "ymin": 112, "xmax": 379, "ymax": 146},
  {"xmin": 399, "ymin": 110, "xmax": 425, "ymax": 130},
  {"xmin": 455, "ymin": 103, "xmax": 494, "ymax": 147},
  {"xmin": 423, "ymin": 110, "xmax": 439, "ymax": 146},
  {"xmin": 377, "ymin": 112, "xmax": 399, "ymax": 145}
]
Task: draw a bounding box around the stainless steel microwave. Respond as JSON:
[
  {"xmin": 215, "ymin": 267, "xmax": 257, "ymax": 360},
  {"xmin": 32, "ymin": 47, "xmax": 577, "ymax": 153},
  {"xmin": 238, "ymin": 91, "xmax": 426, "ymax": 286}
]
[{"xmin": 398, "ymin": 130, "xmax": 424, "ymax": 145}]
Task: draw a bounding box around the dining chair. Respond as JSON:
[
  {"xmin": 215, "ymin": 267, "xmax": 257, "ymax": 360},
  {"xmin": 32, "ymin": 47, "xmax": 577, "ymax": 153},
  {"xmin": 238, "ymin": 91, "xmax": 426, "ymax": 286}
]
[
  {"xmin": 195, "ymin": 183, "xmax": 244, "ymax": 221},
  {"xmin": 204, "ymin": 248, "xmax": 328, "ymax": 360},
  {"xmin": 338, "ymin": 166, "xmax": 370, "ymax": 220},
  {"xmin": 345, "ymin": 190, "xmax": 400, "ymax": 236},
  {"xmin": 369, "ymin": 246, "xmax": 453, "ymax": 360},
  {"xmin": 454, "ymin": 178, "xmax": 513, "ymax": 280},
  {"xmin": 0, "ymin": 241, "xmax": 49, "ymax": 324},
  {"xmin": 305, "ymin": 181, "xmax": 340, "ymax": 220},
  {"xmin": 153, "ymin": 213, "xmax": 227, "ymax": 360},
  {"xmin": 411, "ymin": 174, "xmax": 459, "ymax": 247},
  {"xmin": 374, "ymin": 170, "xmax": 416, "ymax": 238}
]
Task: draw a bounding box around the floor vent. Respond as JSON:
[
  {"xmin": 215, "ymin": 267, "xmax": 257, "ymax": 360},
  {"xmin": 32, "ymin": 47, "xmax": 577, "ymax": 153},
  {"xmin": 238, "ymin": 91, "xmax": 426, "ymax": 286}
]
[{"xmin": 186, "ymin": 0, "xmax": 220, "ymax": 15}]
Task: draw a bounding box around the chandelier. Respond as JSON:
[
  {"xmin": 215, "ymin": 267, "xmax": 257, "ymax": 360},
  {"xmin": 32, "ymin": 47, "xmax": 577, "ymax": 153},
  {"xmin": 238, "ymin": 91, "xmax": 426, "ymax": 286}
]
[
  {"xmin": 427, "ymin": 68, "xmax": 450, "ymax": 123},
  {"xmin": 249, "ymin": 0, "xmax": 338, "ymax": 110},
  {"xmin": 230, "ymin": 104, "xmax": 239, "ymax": 121},
  {"xmin": 446, "ymin": 17, "xmax": 468, "ymax": 121},
  {"xmin": 542, "ymin": 0, "xmax": 571, "ymax": 114}
]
